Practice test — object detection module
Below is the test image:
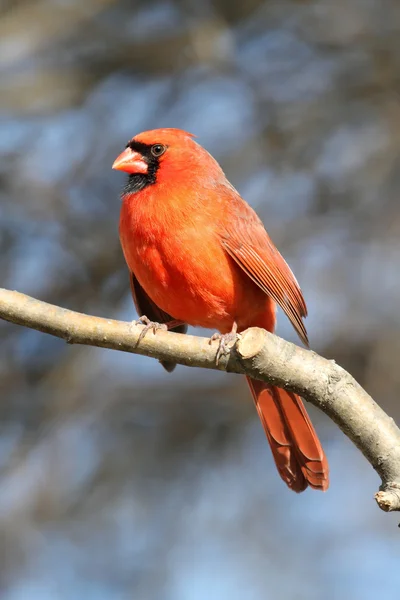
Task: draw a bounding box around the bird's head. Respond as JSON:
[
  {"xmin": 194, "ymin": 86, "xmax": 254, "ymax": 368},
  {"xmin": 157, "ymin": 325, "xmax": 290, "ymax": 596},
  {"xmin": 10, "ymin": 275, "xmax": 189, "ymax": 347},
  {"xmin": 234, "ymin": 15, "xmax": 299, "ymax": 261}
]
[
  {"xmin": 112, "ymin": 128, "xmax": 206, "ymax": 194},
  {"xmin": 112, "ymin": 127, "xmax": 228, "ymax": 196}
]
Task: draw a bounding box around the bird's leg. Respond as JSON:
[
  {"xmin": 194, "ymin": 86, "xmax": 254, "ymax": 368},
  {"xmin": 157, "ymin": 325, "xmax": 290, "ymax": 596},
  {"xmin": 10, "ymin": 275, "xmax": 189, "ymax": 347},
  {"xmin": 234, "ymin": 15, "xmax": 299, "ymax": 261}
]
[
  {"xmin": 209, "ymin": 321, "xmax": 238, "ymax": 365},
  {"xmin": 133, "ymin": 316, "xmax": 184, "ymax": 342}
]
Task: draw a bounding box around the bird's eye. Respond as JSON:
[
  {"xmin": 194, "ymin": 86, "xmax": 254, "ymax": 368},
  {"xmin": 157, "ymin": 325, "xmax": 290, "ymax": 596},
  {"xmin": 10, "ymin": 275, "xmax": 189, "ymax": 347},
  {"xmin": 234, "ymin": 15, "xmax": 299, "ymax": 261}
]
[{"xmin": 151, "ymin": 144, "xmax": 166, "ymax": 157}]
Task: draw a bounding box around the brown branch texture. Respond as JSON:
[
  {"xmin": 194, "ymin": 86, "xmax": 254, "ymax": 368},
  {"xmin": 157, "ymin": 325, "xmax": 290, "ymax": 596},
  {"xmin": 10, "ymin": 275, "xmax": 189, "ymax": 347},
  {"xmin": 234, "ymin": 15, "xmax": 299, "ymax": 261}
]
[{"xmin": 1, "ymin": 287, "xmax": 400, "ymax": 514}]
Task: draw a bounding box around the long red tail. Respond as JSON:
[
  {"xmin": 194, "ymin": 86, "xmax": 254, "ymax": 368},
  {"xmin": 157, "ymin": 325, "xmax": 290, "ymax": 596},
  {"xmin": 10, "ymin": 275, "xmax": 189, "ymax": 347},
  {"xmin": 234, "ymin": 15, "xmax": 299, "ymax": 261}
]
[{"xmin": 246, "ymin": 377, "xmax": 329, "ymax": 492}]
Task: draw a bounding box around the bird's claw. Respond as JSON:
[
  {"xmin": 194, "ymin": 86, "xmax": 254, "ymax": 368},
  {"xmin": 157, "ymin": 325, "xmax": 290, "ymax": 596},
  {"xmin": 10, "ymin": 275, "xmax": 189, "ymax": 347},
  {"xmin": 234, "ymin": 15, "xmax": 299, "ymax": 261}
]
[
  {"xmin": 133, "ymin": 315, "xmax": 168, "ymax": 342},
  {"xmin": 209, "ymin": 331, "xmax": 238, "ymax": 365}
]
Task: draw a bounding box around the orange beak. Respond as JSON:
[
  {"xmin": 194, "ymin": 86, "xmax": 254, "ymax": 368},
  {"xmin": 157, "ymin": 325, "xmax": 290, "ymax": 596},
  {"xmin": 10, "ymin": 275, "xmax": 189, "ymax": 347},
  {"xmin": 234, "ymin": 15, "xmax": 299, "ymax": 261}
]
[{"xmin": 112, "ymin": 148, "xmax": 148, "ymax": 174}]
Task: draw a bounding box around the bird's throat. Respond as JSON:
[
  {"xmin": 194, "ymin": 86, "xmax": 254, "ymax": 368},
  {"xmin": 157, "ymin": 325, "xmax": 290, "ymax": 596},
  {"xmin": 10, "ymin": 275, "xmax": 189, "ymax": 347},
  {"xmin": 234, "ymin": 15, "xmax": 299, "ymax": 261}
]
[{"xmin": 123, "ymin": 173, "xmax": 155, "ymax": 195}]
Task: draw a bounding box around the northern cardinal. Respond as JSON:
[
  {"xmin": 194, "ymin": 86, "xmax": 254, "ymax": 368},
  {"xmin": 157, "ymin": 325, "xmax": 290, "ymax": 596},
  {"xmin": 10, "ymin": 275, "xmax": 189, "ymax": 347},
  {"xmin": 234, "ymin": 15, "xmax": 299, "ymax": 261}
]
[{"xmin": 113, "ymin": 128, "xmax": 329, "ymax": 492}]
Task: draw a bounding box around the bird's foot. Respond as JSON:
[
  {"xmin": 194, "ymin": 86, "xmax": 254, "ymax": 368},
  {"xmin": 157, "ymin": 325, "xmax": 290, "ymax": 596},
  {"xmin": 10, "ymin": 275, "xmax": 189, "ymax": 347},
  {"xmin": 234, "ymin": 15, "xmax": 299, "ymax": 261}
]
[
  {"xmin": 132, "ymin": 315, "xmax": 168, "ymax": 342},
  {"xmin": 209, "ymin": 324, "xmax": 238, "ymax": 365}
]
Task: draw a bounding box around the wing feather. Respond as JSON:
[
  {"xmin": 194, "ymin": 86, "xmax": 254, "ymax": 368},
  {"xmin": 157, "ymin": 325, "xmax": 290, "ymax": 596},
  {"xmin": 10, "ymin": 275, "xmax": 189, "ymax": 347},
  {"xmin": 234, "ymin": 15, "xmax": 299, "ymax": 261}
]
[{"xmin": 220, "ymin": 204, "xmax": 308, "ymax": 346}]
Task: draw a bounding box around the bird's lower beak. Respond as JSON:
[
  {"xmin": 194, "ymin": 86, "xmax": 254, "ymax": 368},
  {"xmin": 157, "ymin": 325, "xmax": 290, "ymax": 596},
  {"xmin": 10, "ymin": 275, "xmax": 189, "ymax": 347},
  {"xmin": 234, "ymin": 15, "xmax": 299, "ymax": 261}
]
[{"xmin": 112, "ymin": 148, "xmax": 148, "ymax": 174}]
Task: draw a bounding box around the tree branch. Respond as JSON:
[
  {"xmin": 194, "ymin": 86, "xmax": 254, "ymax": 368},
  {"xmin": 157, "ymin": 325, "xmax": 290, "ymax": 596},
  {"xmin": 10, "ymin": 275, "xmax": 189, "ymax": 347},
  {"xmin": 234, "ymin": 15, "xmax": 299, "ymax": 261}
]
[{"xmin": 1, "ymin": 287, "xmax": 400, "ymax": 514}]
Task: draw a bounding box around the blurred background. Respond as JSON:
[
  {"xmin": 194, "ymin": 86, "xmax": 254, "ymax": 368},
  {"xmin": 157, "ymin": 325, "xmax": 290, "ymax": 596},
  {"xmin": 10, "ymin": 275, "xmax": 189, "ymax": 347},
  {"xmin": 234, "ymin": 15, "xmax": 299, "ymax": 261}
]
[{"xmin": 1, "ymin": 0, "xmax": 400, "ymax": 598}]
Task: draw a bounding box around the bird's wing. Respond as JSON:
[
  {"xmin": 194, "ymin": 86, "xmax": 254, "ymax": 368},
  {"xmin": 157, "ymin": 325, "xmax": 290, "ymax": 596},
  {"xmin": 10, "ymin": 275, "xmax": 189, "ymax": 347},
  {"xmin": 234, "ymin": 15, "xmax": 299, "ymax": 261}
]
[
  {"xmin": 129, "ymin": 271, "xmax": 188, "ymax": 371},
  {"xmin": 219, "ymin": 200, "xmax": 308, "ymax": 346}
]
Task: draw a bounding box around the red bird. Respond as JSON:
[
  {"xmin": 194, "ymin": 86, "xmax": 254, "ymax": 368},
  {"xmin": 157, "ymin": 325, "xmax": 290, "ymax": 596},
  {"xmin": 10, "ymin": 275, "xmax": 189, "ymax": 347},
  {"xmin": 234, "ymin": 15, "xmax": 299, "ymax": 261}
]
[{"xmin": 113, "ymin": 128, "xmax": 329, "ymax": 492}]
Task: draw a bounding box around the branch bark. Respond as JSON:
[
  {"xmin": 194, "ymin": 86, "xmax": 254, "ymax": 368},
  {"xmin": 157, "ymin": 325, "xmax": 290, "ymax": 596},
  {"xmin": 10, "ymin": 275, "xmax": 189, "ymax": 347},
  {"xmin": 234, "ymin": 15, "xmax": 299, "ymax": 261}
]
[{"xmin": 1, "ymin": 287, "xmax": 400, "ymax": 514}]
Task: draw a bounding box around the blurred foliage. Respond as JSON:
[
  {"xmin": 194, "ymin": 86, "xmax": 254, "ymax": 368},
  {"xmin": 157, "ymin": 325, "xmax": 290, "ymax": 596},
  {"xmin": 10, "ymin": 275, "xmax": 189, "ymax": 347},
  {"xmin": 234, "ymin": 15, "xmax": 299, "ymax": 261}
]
[{"xmin": 1, "ymin": 0, "xmax": 400, "ymax": 598}]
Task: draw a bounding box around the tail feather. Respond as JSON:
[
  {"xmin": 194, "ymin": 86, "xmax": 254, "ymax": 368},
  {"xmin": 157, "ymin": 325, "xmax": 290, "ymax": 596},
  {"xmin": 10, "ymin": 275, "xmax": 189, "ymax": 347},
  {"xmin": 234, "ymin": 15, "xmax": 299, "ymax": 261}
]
[{"xmin": 246, "ymin": 377, "xmax": 329, "ymax": 492}]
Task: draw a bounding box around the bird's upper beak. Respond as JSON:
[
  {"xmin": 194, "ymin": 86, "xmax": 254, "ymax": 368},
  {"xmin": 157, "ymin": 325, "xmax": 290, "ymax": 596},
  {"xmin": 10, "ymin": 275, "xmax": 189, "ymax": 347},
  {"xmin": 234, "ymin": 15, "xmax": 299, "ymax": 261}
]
[{"xmin": 112, "ymin": 148, "xmax": 148, "ymax": 174}]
